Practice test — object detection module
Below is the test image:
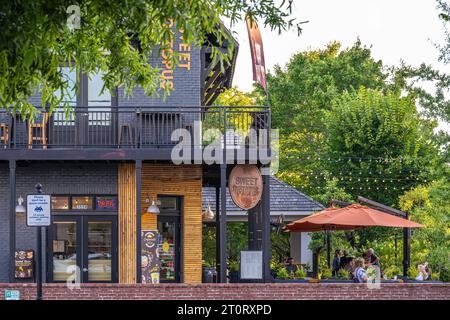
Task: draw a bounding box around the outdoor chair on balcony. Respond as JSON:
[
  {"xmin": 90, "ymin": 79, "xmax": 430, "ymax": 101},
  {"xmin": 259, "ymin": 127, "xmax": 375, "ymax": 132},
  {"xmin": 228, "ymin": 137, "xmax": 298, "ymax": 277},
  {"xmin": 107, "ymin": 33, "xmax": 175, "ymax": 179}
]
[
  {"xmin": 118, "ymin": 123, "xmax": 135, "ymax": 147},
  {"xmin": 0, "ymin": 122, "xmax": 9, "ymax": 148},
  {"xmin": 28, "ymin": 112, "xmax": 49, "ymax": 149}
]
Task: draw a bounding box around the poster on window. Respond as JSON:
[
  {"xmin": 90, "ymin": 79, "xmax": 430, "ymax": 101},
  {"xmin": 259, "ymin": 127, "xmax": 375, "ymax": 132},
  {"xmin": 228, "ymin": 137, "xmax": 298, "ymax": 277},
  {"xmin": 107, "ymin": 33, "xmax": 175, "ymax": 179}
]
[
  {"xmin": 15, "ymin": 250, "xmax": 34, "ymax": 279},
  {"xmin": 141, "ymin": 230, "xmax": 160, "ymax": 284}
]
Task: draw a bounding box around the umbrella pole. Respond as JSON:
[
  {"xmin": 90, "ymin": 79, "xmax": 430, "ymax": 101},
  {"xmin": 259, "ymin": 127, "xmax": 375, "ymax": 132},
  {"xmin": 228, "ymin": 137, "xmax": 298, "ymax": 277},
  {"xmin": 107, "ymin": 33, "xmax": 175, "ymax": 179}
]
[
  {"xmin": 403, "ymin": 213, "xmax": 411, "ymax": 278},
  {"xmin": 326, "ymin": 230, "xmax": 331, "ymax": 269}
]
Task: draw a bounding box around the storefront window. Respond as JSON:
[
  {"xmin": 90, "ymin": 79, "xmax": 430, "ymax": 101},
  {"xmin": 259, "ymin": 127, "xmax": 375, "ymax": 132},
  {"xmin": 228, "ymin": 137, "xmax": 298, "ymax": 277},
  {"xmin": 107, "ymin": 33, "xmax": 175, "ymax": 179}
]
[
  {"xmin": 72, "ymin": 196, "xmax": 94, "ymax": 210},
  {"xmin": 95, "ymin": 196, "xmax": 118, "ymax": 211},
  {"xmin": 52, "ymin": 196, "xmax": 70, "ymax": 210},
  {"xmin": 158, "ymin": 221, "xmax": 176, "ymax": 281},
  {"xmin": 87, "ymin": 221, "xmax": 112, "ymax": 281},
  {"xmin": 53, "ymin": 221, "xmax": 77, "ymax": 281},
  {"xmin": 159, "ymin": 197, "xmax": 178, "ymax": 211}
]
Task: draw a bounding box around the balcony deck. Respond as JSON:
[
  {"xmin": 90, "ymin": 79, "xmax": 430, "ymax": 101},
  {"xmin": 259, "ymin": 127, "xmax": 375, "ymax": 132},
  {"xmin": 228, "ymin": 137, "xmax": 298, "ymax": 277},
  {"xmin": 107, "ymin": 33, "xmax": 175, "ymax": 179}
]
[{"xmin": 0, "ymin": 106, "xmax": 270, "ymax": 161}]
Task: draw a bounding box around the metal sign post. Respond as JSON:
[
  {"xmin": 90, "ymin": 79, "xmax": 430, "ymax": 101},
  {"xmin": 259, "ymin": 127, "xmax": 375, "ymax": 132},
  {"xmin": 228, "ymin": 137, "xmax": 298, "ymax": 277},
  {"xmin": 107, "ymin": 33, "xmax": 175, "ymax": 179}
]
[{"xmin": 26, "ymin": 183, "xmax": 51, "ymax": 301}]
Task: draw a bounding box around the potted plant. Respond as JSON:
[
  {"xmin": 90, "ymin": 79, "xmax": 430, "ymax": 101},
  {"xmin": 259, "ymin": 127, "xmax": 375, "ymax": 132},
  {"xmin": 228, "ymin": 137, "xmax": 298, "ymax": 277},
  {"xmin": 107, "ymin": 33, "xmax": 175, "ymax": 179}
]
[
  {"xmin": 228, "ymin": 260, "xmax": 239, "ymax": 283},
  {"xmin": 383, "ymin": 265, "xmax": 402, "ymax": 281},
  {"xmin": 294, "ymin": 266, "xmax": 307, "ymax": 280},
  {"xmin": 407, "ymin": 266, "xmax": 419, "ymax": 281},
  {"xmin": 319, "ymin": 267, "xmax": 333, "ymax": 280},
  {"xmin": 276, "ymin": 267, "xmax": 290, "ymax": 280},
  {"xmin": 336, "ymin": 268, "xmax": 351, "ymax": 281}
]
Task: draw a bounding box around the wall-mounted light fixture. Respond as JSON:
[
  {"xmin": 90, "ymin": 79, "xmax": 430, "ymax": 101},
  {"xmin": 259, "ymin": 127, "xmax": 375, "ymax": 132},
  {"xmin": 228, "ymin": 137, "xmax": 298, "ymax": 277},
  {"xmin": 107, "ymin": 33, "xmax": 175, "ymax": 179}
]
[
  {"xmin": 15, "ymin": 195, "xmax": 26, "ymax": 214},
  {"xmin": 146, "ymin": 195, "xmax": 160, "ymax": 214},
  {"xmin": 202, "ymin": 203, "xmax": 215, "ymax": 221}
]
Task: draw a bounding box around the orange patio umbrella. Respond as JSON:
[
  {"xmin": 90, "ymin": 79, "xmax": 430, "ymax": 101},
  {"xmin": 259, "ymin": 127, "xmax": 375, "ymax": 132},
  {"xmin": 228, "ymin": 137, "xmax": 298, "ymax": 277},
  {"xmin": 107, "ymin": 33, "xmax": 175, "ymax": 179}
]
[{"xmin": 285, "ymin": 204, "xmax": 424, "ymax": 232}]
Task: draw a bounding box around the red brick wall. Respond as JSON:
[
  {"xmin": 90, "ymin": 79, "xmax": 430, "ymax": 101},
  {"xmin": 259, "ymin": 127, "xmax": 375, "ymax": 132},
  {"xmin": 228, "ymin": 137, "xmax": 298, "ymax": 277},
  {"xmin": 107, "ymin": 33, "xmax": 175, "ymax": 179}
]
[{"xmin": 0, "ymin": 283, "xmax": 449, "ymax": 300}]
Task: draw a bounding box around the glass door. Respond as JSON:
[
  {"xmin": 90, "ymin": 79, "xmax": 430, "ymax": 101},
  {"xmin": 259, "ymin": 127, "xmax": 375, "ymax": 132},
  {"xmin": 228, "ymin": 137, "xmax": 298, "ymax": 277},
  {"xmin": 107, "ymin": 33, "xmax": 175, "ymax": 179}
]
[
  {"xmin": 157, "ymin": 215, "xmax": 180, "ymax": 283},
  {"xmin": 48, "ymin": 216, "xmax": 117, "ymax": 283},
  {"xmin": 82, "ymin": 216, "xmax": 117, "ymax": 283},
  {"xmin": 48, "ymin": 216, "xmax": 82, "ymax": 282},
  {"xmin": 86, "ymin": 72, "xmax": 116, "ymax": 147}
]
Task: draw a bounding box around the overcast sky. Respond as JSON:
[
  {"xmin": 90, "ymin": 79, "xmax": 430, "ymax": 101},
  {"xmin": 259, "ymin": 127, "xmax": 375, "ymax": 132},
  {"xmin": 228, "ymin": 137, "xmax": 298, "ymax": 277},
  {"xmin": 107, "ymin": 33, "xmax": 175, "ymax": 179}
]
[{"xmin": 230, "ymin": 0, "xmax": 448, "ymax": 93}]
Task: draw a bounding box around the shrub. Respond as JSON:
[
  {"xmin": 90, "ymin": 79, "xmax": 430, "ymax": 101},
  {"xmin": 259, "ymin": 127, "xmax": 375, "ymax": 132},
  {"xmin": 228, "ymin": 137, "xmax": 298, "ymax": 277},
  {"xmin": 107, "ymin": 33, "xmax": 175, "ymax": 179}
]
[
  {"xmin": 277, "ymin": 267, "xmax": 290, "ymax": 279},
  {"xmin": 229, "ymin": 260, "xmax": 239, "ymax": 272},
  {"xmin": 337, "ymin": 268, "xmax": 350, "ymax": 279},
  {"xmin": 320, "ymin": 267, "xmax": 333, "ymax": 279},
  {"xmin": 408, "ymin": 266, "xmax": 419, "ymax": 279},
  {"xmin": 383, "ymin": 265, "xmax": 402, "ymax": 279},
  {"xmin": 294, "ymin": 266, "xmax": 307, "ymax": 279},
  {"xmin": 439, "ymin": 268, "xmax": 450, "ymax": 282}
]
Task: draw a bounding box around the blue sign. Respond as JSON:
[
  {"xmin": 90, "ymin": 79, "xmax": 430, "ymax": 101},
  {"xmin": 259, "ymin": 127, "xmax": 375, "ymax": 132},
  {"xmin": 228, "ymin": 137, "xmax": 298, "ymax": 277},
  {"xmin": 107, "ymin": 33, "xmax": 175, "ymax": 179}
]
[
  {"xmin": 5, "ymin": 290, "xmax": 20, "ymax": 300},
  {"xmin": 27, "ymin": 194, "xmax": 51, "ymax": 226}
]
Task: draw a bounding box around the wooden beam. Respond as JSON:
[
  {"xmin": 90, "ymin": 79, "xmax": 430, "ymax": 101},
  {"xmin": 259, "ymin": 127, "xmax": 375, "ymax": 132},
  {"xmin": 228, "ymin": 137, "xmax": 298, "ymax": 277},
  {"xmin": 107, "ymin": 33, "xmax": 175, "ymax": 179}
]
[
  {"xmin": 204, "ymin": 75, "xmax": 226, "ymax": 104},
  {"xmin": 118, "ymin": 163, "xmax": 137, "ymax": 283},
  {"xmin": 357, "ymin": 196, "xmax": 406, "ymax": 217},
  {"xmin": 135, "ymin": 160, "xmax": 142, "ymax": 283},
  {"xmin": 330, "ymin": 199, "xmax": 351, "ymax": 207},
  {"xmin": 204, "ymin": 67, "xmax": 222, "ymax": 92}
]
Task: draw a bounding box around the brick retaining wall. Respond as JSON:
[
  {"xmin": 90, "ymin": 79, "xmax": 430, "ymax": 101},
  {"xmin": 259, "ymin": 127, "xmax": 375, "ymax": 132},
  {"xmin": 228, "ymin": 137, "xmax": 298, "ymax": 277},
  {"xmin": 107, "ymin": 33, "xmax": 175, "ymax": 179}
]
[{"xmin": 0, "ymin": 283, "xmax": 448, "ymax": 300}]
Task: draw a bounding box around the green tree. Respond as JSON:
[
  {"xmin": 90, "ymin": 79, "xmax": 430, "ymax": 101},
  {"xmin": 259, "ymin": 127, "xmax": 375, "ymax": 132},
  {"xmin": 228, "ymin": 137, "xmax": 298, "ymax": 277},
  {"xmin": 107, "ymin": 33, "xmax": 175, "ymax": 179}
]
[
  {"xmin": 0, "ymin": 0, "xmax": 301, "ymax": 117},
  {"xmin": 324, "ymin": 88, "xmax": 438, "ymax": 207},
  {"xmin": 399, "ymin": 179, "xmax": 450, "ymax": 281},
  {"xmin": 266, "ymin": 40, "xmax": 388, "ymax": 195}
]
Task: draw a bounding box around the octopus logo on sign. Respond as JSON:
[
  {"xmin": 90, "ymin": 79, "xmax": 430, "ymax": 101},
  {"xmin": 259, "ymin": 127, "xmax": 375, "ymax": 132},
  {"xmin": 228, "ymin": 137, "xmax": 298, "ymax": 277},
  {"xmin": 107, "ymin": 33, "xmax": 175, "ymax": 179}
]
[{"xmin": 229, "ymin": 164, "xmax": 263, "ymax": 210}]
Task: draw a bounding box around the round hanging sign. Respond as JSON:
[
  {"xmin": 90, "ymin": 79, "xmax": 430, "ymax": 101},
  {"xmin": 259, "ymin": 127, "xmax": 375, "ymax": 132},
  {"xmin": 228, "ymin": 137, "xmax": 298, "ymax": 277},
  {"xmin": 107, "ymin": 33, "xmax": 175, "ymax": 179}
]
[{"xmin": 228, "ymin": 164, "xmax": 263, "ymax": 210}]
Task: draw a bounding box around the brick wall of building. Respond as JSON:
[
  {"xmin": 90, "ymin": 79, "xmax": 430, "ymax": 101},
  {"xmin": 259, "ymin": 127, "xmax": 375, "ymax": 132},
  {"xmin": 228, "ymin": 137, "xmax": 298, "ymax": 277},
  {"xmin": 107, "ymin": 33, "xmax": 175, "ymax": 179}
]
[
  {"xmin": 0, "ymin": 162, "xmax": 118, "ymax": 282},
  {"xmin": 0, "ymin": 283, "xmax": 448, "ymax": 300}
]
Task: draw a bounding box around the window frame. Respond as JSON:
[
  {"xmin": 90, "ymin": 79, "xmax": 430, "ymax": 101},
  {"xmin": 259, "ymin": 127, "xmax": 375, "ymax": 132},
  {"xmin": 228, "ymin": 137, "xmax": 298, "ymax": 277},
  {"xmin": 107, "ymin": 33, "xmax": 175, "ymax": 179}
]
[{"xmin": 51, "ymin": 195, "xmax": 118, "ymax": 215}]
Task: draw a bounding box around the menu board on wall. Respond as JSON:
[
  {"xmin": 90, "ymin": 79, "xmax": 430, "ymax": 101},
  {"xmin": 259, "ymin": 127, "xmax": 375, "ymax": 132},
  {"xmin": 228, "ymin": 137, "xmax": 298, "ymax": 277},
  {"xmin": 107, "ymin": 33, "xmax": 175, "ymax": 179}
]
[
  {"xmin": 240, "ymin": 250, "xmax": 263, "ymax": 280},
  {"xmin": 141, "ymin": 230, "xmax": 160, "ymax": 284},
  {"xmin": 14, "ymin": 250, "xmax": 34, "ymax": 279}
]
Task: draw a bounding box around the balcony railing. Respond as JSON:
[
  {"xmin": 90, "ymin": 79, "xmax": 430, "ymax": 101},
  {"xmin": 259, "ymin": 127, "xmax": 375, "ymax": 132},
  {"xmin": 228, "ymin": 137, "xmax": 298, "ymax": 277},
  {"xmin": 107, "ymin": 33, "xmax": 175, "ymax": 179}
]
[{"xmin": 0, "ymin": 106, "xmax": 270, "ymax": 150}]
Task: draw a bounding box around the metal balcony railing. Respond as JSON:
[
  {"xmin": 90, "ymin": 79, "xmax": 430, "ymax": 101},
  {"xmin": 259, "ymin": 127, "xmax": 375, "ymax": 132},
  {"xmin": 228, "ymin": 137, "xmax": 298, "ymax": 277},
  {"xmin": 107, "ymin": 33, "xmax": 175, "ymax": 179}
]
[{"xmin": 0, "ymin": 106, "xmax": 270, "ymax": 150}]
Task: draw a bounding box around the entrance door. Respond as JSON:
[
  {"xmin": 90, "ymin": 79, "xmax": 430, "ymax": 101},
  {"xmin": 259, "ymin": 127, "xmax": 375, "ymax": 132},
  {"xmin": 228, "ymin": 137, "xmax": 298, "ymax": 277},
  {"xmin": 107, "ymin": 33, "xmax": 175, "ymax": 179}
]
[
  {"xmin": 157, "ymin": 196, "xmax": 182, "ymax": 283},
  {"xmin": 48, "ymin": 216, "xmax": 118, "ymax": 283},
  {"xmin": 79, "ymin": 71, "xmax": 116, "ymax": 147},
  {"xmin": 157, "ymin": 216, "xmax": 180, "ymax": 283},
  {"xmin": 52, "ymin": 68, "xmax": 116, "ymax": 147}
]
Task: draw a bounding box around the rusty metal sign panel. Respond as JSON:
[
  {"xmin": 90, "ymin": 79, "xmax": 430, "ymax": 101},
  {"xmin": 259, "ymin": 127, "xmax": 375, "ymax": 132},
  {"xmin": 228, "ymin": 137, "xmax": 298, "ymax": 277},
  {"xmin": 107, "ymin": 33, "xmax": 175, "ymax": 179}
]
[{"xmin": 229, "ymin": 164, "xmax": 263, "ymax": 210}]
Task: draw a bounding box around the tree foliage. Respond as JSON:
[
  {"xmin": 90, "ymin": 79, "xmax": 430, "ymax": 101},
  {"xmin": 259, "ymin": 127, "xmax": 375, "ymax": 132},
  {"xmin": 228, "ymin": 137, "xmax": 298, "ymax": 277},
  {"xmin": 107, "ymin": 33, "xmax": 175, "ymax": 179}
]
[
  {"xmin": 399, "ymin": 179, "xmax": 450, "ymax": 280},
  {"xmin": 325, "ymin": 88, "xmax": 438, "ymax": 207},
  {"xmin": 0, "ymin": 0, "xmax": 301, "ymax": 117},
  {"xmin": 267, "ymin": 41, "xmax": 388, "ymax": 196}
]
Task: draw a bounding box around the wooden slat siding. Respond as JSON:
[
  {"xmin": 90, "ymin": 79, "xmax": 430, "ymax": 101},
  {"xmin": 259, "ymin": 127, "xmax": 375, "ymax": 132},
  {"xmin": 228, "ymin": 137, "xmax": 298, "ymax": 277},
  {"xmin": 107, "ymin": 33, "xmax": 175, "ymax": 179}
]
[
  {"xmin": 141, "ymin": 164, "xmax": 202, "ymax": 283},
  {"xmin": 118, "ymin": 163, "xmax": 137, "ymax": 283}
]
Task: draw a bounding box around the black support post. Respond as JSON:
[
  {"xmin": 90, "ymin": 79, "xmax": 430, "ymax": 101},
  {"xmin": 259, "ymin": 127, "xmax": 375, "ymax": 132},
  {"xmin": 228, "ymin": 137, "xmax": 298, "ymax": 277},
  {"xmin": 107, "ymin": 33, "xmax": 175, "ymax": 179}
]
[
  {"xmin": 219, "ymin": 164, "xmax": 227, "ymax": 283},
  {"xmin": 9, "ymin": 160, "xmax": 16, "ymax": 283},
  {"xmin": 37, "ymin": 226, "xmax": 42, "ymax": 300},
  {"xmin": 215, "ymin": 186, "xmax": 221, "ymax": 280},
  {"xmin": 248, "ymin": 206, "xmax": 257, "ymax": 250},
  {"xmin": 261, "ymin": 173, "xmax": 271, "ymax": 282},
  {"xmin": 326, "ymin": 230, "xmax": 331, "ymax": 268},
  {"xmin": 403, "ymin": 213, "xmax": 410, "ymax": 278},
  {"xmin": 136, "ymin": 160, "xmax": 142, "ymax": 283}
]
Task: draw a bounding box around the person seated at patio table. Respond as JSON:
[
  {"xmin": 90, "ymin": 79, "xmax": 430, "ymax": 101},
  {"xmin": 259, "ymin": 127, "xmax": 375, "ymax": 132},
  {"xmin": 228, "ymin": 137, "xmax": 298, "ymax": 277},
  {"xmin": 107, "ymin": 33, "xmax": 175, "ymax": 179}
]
[
  {"xmin": 332, "ymin": 250, "xmax": 341, "ymax": 276},
  {"xmin": 340, "ymin": 250, "xmax": 349, "ymax": 269},
  {"xmin": 353, "ymin": 258, "xmax": 368, "ymax": 283},
  {"xmin": 285, "ymin": 257, "xmax": 298, "ymax": 274},
  {"xmin": 415, "ymin": 262, "xmax": 430, "ymax": 281},
  {"xmin": 346, "ymin": 257, "xmax": 355, "ymax": 280},
  {"xmin": 366, "ymin": 248, "xmax": 380, "ymax": 267},
  {"xmin": 361, "ymin": 252, "xmax": 370, "ymax": 267}
]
